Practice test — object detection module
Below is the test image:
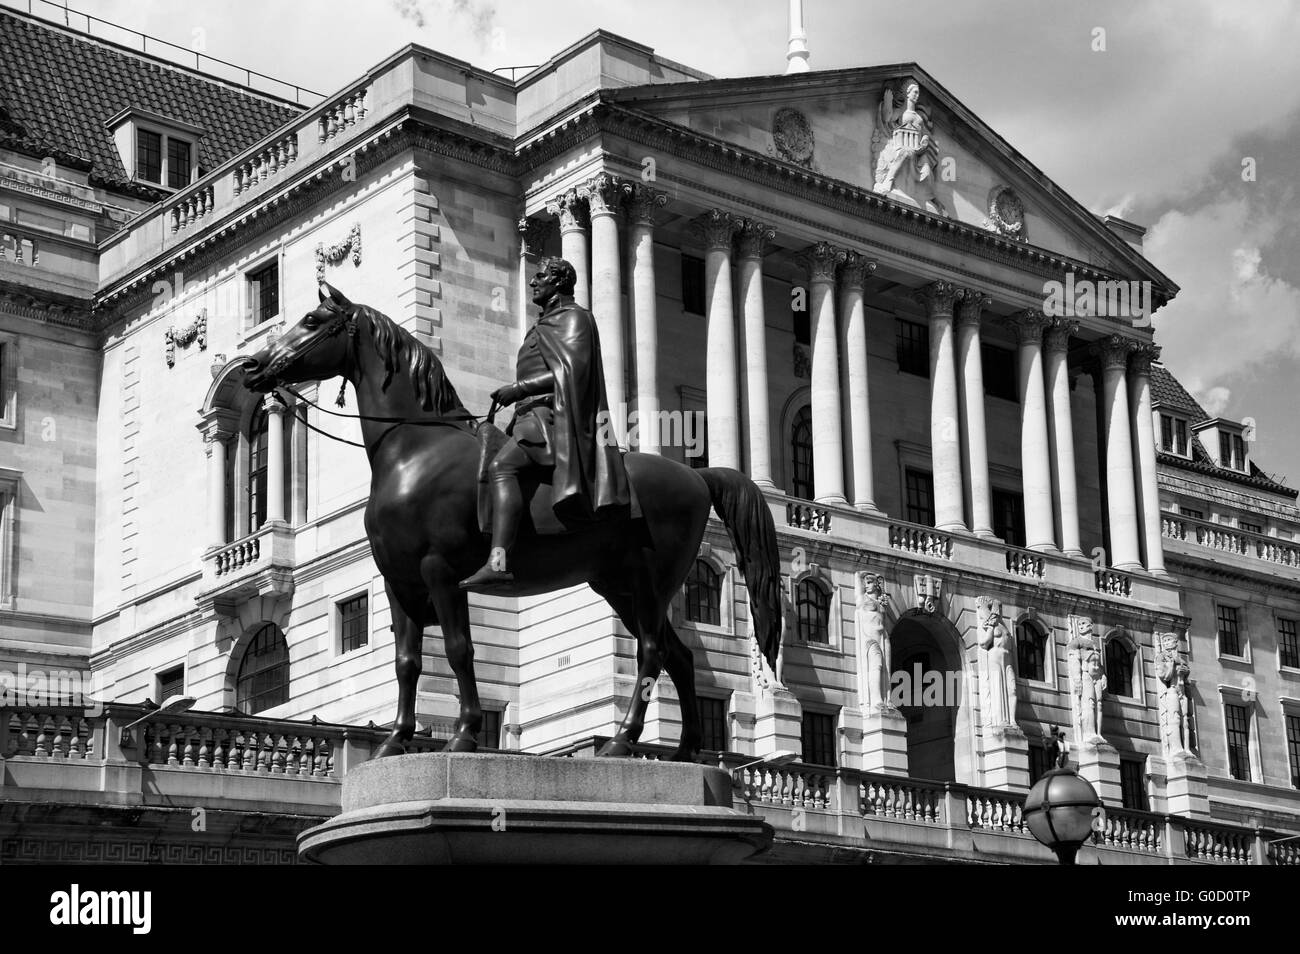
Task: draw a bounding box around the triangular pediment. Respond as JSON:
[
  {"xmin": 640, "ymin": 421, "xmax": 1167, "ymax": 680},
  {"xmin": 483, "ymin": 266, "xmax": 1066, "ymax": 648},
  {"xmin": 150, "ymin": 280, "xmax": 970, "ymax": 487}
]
[{"xmin": 605, "ymin": 65, "xmax": 1175, "ymax": 294}]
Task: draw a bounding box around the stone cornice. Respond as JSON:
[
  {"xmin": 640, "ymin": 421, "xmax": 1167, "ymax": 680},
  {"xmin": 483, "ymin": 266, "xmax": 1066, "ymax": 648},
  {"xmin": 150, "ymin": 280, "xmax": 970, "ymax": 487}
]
[{"xmin": 0, "ymin": 281, "xmax": 94, "ymax": 330}]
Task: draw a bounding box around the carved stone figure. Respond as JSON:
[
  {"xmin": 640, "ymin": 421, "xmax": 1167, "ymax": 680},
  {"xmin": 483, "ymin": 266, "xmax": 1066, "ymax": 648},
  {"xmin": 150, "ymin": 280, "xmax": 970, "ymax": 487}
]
[
  {"xmin": 1067, "ymin": 616, "xmax": 1106, "ymax": 743},
  {"xmin": 976, "ymin": 596, "xmax": 1018, "ymax": 727},
  {"xmin": 855, "ymin": 572, "xmax": 891, "ymax": 710},
  {"xmin": 870, "ymin": 80, "xmax": 947, "ymax": 216},
  {"xmin": 1156, "ymin": 631, "xmax": 1193, "ymax": 756}
]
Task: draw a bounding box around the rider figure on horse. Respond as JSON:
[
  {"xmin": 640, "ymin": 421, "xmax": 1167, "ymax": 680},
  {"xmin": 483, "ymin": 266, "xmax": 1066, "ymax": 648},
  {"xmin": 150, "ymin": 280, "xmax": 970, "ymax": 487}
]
[{"xmin": 459, "ymin": 256, "xmax": 630, "ymax": 592}]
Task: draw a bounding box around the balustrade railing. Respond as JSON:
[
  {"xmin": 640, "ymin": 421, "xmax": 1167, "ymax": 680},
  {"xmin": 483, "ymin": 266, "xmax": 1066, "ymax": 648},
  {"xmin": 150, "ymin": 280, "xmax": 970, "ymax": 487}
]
[
  {"xmin": 1093, "ymin": 806, "xmax": 1163, "ymax": 854},
  {"xmin": 4, "ymin": 708, "xmax": 98, "ymax": 759},
  {"xmin": 888, "ymin": 522, "xmax": 953, "ymax": 560},
  {"xmin": 1005, "ymin": 547, "xmax": 1046, "ymax": 579},
  {"xmin": 1095, "ymin": 568, "xmax": 1132, "ymax": 597},
  {"xmin": 860, "ymin": 776, "xmax": 944, "ymax": 824},
  {"xmin": 1163, "ymin": 513, "xmax": 1300, "ymax": 569},
  {"xmin": 1183, "ymin": 820, "xmax": 1254, "ymax": 864},
  {"xmin": 318, "ymin": 87, "xmax": 368, "ymax": 143},
  {"xmin": 233, "ymin": 132, "xmax": 299, "ymax": 195},
  {"xmin": 966, "ymin": 786, "xmax": 1028, "ymax": 834},
  {"xmin": 786, "ymin": 501, "xmax": 831, "ymax": 533},
  {"xmin": 168, "ymin": 184, "xmax": 214, "ymax": 233}
]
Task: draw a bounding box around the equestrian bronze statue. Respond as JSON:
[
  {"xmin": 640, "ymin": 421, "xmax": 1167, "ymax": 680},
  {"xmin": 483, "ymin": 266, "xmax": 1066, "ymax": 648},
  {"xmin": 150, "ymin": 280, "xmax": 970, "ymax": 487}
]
[{"xmin": 240, "ymin": 260, "xmax": 781, "ymax": 762}]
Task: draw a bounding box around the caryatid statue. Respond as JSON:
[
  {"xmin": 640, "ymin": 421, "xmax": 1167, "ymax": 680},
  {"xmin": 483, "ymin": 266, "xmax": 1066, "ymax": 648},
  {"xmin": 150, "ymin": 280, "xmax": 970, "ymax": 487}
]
[
  {"xmin": 976, "ymin": 596, "xmax": 1018, "ymax": 727},
  {"xmin": 854, "ymin": 571, "xmax": 891, "ymax": 710},
  {"xmin": 1155, "ymin": 631, "xmax": 1193, "ymax": 756},
  {"xmin": 1067, "ymin": 616, "xmax": 1106, "ymax": 743}
]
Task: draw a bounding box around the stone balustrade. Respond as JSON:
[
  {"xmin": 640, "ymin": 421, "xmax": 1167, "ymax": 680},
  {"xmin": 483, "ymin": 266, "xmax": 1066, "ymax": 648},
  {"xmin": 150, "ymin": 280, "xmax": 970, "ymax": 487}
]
[
  {"xmin": 318, "ymin": 87, "xmax": 368, "ymax": 143},
  {"xmin": 1004, "ymin": 546, "xmax": 1046, "ymax": 580},
  {"xmin": 1095, "ymin": 568, "xmax": 1133, "ymax": 598},
  {"xmin": 888, "ymin": 521, "xmax": 953, "ymax": 560},
  {"xmin": 233, "ymin": 132, "xmax": 299, "ymax": 195},
  {"xmin": 168, "ymin": 184, "xmax": 214, "ymax": 233},
  {"xmin": 786, "ymin": 501, "xmax": 831, "ymax": 533},
  {"xmin": 1163, "ymin": 512, "xmax": 1300, "ymax": 570}
]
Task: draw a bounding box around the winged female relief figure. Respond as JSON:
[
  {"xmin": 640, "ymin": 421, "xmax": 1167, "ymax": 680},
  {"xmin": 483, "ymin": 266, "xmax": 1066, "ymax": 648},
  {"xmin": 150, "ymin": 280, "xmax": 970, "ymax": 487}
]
[{"xmin": 870, "ymin": 79, "xmax": 947, "ymax": 217}]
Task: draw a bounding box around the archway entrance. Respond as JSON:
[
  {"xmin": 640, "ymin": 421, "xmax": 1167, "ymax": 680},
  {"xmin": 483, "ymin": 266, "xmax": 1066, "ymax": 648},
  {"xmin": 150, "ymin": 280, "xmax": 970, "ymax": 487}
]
[{"xmin": 890, "ymin": 613, "xmax": 965, "ymax": 783}]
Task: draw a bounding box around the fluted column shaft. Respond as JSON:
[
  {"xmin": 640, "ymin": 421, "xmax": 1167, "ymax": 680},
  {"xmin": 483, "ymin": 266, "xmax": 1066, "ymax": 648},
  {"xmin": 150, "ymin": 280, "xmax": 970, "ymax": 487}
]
[
  {"xmin": 546, "ymin": 189, "xmax": 590, "ymax": 308},
  {"xmin": 695, "ymin": 210, "xmax": 741, "ymax": 469},
  {"xmin": 1005, "ymin": 310, "xmax": 1054, "ymax": 550},
  {"xmin": 265, "ymin": 396, "xmax": 286, "ymax": 524},
  {"xmin": 627, "ymin": 187, "xmax": 667, "ymax": 454},
  {"xmin": 1129, "ymin": 344, "xmax": 1166, "ymax": 573},
  {"xmin": 586, "ymin": 174, "xmax": 630, "ymax": 444},
  {"xmin": 801, "ymin": 242, "xmax": 848, "ymax": 504},
  {"xmin": 736, "ymin": 220, "xmax": 776, "ymax": 485},
  {"xmin": 840, "ymin": 252, "xmax": 878, "ymax": 510},
  {"xmin": 956, "ymin": 291, "xmax": 992, "ymax": 536},
  {"xmin": 914, "ymin": 281, "xmax": 964, "ymax": 530},
  {"xmin": 1095, "ymin": 336, "xmax": 1142, "ymax": 570},
  {"xmin": 1044, "ymin": 320, "xmax": 1082, "ymax": 555}
]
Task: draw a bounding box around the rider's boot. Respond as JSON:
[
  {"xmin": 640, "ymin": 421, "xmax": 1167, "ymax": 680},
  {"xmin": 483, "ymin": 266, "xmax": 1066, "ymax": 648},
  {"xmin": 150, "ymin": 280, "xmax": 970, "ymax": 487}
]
[{"xmin": 459, "ymin": 470, "xmax": 523, "ymax": 591}]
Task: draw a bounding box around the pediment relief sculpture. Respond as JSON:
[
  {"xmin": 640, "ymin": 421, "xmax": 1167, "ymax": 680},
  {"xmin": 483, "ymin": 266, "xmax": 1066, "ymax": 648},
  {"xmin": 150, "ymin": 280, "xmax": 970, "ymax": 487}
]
[{"xmin": 870, "ymin": 80, "xmax": 947, "ymax": 217}]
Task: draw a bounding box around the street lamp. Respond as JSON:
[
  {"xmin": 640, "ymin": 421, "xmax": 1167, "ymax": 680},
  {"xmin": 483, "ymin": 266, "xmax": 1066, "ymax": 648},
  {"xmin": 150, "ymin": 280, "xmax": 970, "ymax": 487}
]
[
  {"xmin": 1024, "ymin": 731, "xmax": 1102, "ymax": 865},
  {"xmin": 119, "ymin": 694, "xmax": 197, "ymax": 747},
  {"xmin": 731, "ymin": 750, "xmax": 800, "ymax": 774}
]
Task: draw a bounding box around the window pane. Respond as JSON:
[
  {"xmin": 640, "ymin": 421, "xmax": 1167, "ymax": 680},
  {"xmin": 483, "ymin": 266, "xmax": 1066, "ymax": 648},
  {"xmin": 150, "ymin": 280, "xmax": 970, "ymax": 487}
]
[
  {"xmin": 136, "ymin": 128, "xmax": 161, "ymax": 182},
  {"xmin": 685, "ymin": 560, "xmax": 722, "ymax": 627},
  {"xmin": 790, "ymin": 406, "xmax": 814, "ymax": 499},
  {"xmin": 681, "ymin": 254, "xmax": 706, "ymax": 315},
  {"xmin": 1017, "ymin": 622, "xmax": 1045, "ymax": 682},
  {"xmin": 250, "ymin": 262, "xmax": 280, "ymax": 325},
  {"xmin": 795, "ymin": 579, "xmax": 830, "ymax": 643},
  {"xmin": 167, "ymin": 138, "xmax": 191, "ymax": 189},
  {"xmin": 1160, "ymin": 415, "xmax": 1172, "ymax": 452},
  {"xmin": 904, "ymin": 469, "xmax": 935, "ymax": 526},
  {"xmin": 992, "ymin": 489, "xmax": 1025, "ymax": 548},
  {"xmin": 896, "ymin": 320, "xmax": 929, "ymax": 377},
  {"xmin": 1175, "ymin": 419, "xmax": 1187, "ymax": 455},
  {"xmin": 1224, "ymin": 703, "xmax": 1251, "ymax": 781},
  {"xmin": 157, "ymin": 666, "xmax": 184, "ymax": 703},
  {"xmin": 478, "ymin": 709, "xmax": 502, "ymax": 749},
  {"xmin": 800, "ymin": 711, "xmax": 836, "ymax": 766},
  {"xmin": 339, "ymin": 593, "xmax": 369, "ymax": 653},
  {"xmin": 1105, "ymin": 643, "xmax": 1133, "ymax": 696},
  {"xmin": 698, "ymin": 697, "xmax": 727, "ymax": 752},
  {"xmin": 1286, "ymin": 714, "xmax": 1300, "ymax": 789},
  {"xmin": 981, "ymin": 344, "xmax": 1019, "ymax": 401},
  {"xmin": 1120, "ymin": 759, "xmax": 1148, "ymax": 810},
  {"xmin": 236, "ymin": 623, "xmax": 290, "ymax": 714},
  {"xmin": 1218, "ymin": 605, "xmax": 1241, "ymax": 657},
  {"xmin": 247, "ymin": 403, "xmax": 269, "ymax": 535},
  {"xmin": 1279, "ymin": 618, "xmax": 1299, "ymax": 669}
]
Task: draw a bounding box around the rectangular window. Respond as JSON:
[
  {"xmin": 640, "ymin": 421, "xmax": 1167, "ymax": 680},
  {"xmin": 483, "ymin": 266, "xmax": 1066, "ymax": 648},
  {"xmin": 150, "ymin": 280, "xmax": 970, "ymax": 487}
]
[
  {"xmin": 991, "ymin": 488, "xmax": 1026, "ymax": 548},
  {"xmin": 477, "ymin": 709, "xmax": 502, "ymax": 749},
  {"xmin": 1120, "ymin": 758, "xmax": 1148, "ymax": 811},
  {"xmin": 1160, "ymin": 414, "xmax": 1172, "ymax": 452},
  {"xmin": 1240, "ymin": 520, "xmax": 1262, "ymax": 535},
  {"xmin": 681, "ymin": 254, "xmax": 706, "ymax": 315},
  {"xmin": 249, "ymin": 261, "xmax": 280, "ymax": 326},
  {"xmin": 800, "ymin": 710, "xmax": 836, "ymax": 767},
  {"xmin": 1176, "ymin": 419, "xmax": 1188, "ymax": 456},
  {"xmin": 1220, "ymin": 432, "xmax": 1232, "ymax": 469},
  {"xmin": 1287, "ymin": 714, "xmax": 1300, "ymax": 790},
  {"xmin": 896, "ymin": 320, "xmax": 929, "ymax": 377},
  {"xmin": 339, "ymin": 593, "xmax": 369, "ymax": 653},
  {"xmin": 1224, "ymin": 702, "xmax": 1252, "ymax": 781},
  {"xmin": 698, "ymin": 696, "xmax": 727, "ymax": 753},
  {"xmin": 1217, "ymin": 604, "xmax": 1242, "ymax": 657},
  {"xmin": 1180, "ymin": 506, "xmax": 1204, "ymax": 521},
  {"xmin": 1161, "ymin": 415, "xmax": 1188, "ymax": 455},
  {"xmin": 1234, "ymin": 434, "xmax": 1246, "ymax": 470},
  {"xmin": 136, "ymin": 128, "xmax": 162, "ymax": 183},
  {"xmin": 1028, "ymin": 744, "xmax": 1052, "ymax": 785},
  {"xmin": 167, "ymin": 138, "xmax": 192, "ymax": 189},
  {"xmin": 1280, "ymin": 618, "xmax": 1300, "ymax": 669},
  {"xmin": 689, "ymin": 413, "xmax": 708, "ymax": 469},
  {"xmin": 904, "ymin": 468, "xmax": 935, "ymax": 527},
  {"xmin": 0, "ymin": 475, "xmax": 16, "ymax": 607},
  {"xmin": 981, "ymin": 344, "xmax": 1019, "ymax": 401},
  {"xmin": 156, "ymin": 665, "xmax": 185, "ymax": 703}
]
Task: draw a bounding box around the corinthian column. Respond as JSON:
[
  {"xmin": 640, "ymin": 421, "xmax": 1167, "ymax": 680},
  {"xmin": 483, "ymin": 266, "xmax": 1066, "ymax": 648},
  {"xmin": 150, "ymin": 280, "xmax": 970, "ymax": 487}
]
[
  {"xmin": 1044, "ymin": 319, "xmax": 1082, "ymax": 555},
  {"xmin": 736, "ymin": 219, "xmax": 776, "ymax": 486},
  {"xmin": 1003, "ymin": 309, "xmax": 1055, "ymax": 550},
  {"xmin": 584, "ymin": 174, "xmax": 631, "ymax": 445},
  {"xmin": 1093, "ymin": 335, "xmax": 1142, "ymax": 570},
  {"xmin": 913, "ymin": 281, "xmax": 965, "ymax": 530},
  {"xmin": 956, "ymin": 290, "xmax": 993, "ymax": 536},
  {"xmin": 545, "ymin": 188, "xmax": 590, "ymax": 308},
  {"xmin": 692, "ymin": 210, "xmax": 741, "ymax": 469},
  {"xmin": 798, "ymin": 241, "xmax": 848, "ymax": 504},
  {"xmin": 1129, "ymin": 343, "xmax": 1166, "ymax": 574},
  {"xmin": 840, "ymin": 252, "xmax": 879, "ymax": 510},
  {"xmin": 627, "ymin": 186, "xmax": 667, "ymax": 455}
]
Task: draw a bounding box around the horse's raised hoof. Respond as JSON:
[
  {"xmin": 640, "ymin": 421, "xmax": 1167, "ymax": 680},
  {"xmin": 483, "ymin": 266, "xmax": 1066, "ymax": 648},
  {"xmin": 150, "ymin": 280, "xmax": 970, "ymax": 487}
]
[
  {"xmin": 443, "ymin": 731, "xmax": 479, "ymax": 753},
  {"xmin": 596, "ymin": 736, "xmax": 634, "ymax": 758}
]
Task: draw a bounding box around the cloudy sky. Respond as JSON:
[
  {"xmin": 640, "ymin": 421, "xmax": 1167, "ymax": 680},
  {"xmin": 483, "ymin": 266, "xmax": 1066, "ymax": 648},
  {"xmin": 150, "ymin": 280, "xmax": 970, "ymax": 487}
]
[{"xmin": 38, "ymin": 0, "xmax": 1300, "ymax": 486}]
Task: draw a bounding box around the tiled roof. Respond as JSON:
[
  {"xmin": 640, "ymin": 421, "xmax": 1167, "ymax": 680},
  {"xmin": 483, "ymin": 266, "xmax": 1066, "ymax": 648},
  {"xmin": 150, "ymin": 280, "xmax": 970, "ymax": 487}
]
[
  {"xmin": 0, "ymin": 9, "xmax": 302, "ymax": 197},
  {"xmin": 1150, "ymin": 363, "xmax": 1208, "ymax": 422}
]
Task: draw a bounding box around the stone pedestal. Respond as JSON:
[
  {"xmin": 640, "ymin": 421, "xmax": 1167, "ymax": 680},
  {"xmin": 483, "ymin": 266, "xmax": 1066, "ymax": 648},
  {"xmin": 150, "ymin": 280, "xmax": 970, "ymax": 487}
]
[
  {"xmin": 1149, "ymin": 752, "xmax": 1210, "ymax": 818},
  {"xmin": 752, "ymin": 686, "xmax": 803, "ymax": 758},
  {"xmin": 299, "ymin": 753, "xmax": 772, "ymax": 865},
  {"xmin": 1076, "ymin": 739, "xmax": 1122, "ymax": 806},
  {"xmin": 982, "ymin": 724, "xmax": 1029, "ymax": 790},
  {"xmin": 860, "ymin": 706, "xmax": 909, "ymax": 775}
]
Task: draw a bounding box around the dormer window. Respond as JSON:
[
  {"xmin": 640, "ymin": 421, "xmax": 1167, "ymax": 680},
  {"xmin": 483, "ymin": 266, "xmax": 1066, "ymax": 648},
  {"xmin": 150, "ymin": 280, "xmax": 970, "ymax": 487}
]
[
  {"xmin": 1192, "ymin": 418, "xmax": 1248, "ymax": 472},
  {"xmin": 106, "ymin": 108, "xmax": 204, "ymax": 191},
  {"xmin": 1219, "ymin": 431, "xmax": 1247, "ymax": 472},
  {"xmin": 1159, "ymin": 413, "xmax": 1189, "ymax": 456}
]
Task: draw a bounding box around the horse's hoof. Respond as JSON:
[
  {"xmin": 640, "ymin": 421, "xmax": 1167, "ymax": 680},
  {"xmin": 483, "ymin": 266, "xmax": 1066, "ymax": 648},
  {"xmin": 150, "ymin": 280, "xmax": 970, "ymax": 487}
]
[
  {"xmin": 444, "ymin": 732, "xmax": 478, "ymax": 753},
  {"xmin": 596, "ymin": 737, "xmax": 634, "ymax": 758},
  {"xmin": 669, "ymin": 744, "xmax": 702, "ymax": 763},
  {"xmin": 375, "ymin": 735, "xmax": 407, "ymax": 759}
]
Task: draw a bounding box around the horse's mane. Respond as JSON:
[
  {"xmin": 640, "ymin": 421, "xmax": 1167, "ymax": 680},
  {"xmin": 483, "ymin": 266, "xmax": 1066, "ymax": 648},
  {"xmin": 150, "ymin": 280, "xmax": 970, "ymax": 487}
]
[{"xmin": 355, "ymin": 303, "xmax": 463, "ymax": 413}]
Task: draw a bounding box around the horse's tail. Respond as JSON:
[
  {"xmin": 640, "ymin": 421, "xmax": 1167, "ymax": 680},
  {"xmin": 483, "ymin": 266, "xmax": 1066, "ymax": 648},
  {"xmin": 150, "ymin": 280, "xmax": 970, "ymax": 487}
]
[{"xmin": 698, "ymin": 468, "xmax": 782, "ymax": 671}]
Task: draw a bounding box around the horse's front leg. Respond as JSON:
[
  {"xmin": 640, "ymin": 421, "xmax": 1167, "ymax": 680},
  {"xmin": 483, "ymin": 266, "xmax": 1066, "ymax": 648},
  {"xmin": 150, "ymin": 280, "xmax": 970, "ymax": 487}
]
[
  {"xmin": 376, "ymin": 580, "xmax": 426, "ymax": 758},
  {"xmin": 593, "ymin": 586, "xmax": 661, "ymax": 757},
  {"xmin": 430, "ymin": 583, "xmax": 482, "ymax": 752}
]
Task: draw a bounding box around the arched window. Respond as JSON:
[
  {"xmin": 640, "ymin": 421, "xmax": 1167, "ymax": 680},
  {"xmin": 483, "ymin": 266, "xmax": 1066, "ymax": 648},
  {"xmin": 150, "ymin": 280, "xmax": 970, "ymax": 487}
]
[
  {"xmin": 1017, "ymin": 622, "xmax": 1047, "ymax": 682},
  {"xmin": 795, "ymin": 578, "xmax": 830, "ymax": 643},
  {"xmin": 790, "ymin": 405, "xmax": 814, "ymax": 500},
  {"xmin": 685, "ymin": 559, "xmax": 721, "ymax": 627},
  {"xmin": 236, "ymin": 623, "xmax": 290, "ymax": 714},
  {"xmin": 247, "ymin": 402, "xmax": 269, "ymax": 536},
  {"xmin": 1106, "ymin": 640, "xmax": 1135, "ymax": 697}
]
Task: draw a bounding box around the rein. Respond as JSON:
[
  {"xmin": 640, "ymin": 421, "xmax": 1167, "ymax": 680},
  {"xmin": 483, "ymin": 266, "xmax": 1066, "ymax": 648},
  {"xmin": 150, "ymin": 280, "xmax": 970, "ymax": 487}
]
[{"xmin": 272, "ymin": 383, "xmax": 484, "ymax": 451}]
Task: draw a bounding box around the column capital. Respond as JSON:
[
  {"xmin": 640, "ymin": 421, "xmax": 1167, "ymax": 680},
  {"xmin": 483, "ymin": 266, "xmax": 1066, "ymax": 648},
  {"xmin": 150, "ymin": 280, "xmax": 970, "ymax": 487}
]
[
  {"xmin": 625, "ymin": 185, "xmax": 668, "ymax": 226},
  {"xmin": 545, "ymin": 188, "xmax": 588, "ymax": 231},
  {"xmin": 734, "ymin": 218, "xmax": 776, "ymax": 259},
  {"xmin": 517, "ymin": 216, "xmax": 554, "ymax": 256},
  {"xmin": 1128, "ymin": 341, "xmax": 1161, "ymax": 376},
  {"xmin": 955, "ymin": 288, "xmax": 992, "ymax": 327},
  {"xmin": 1044, "ymin": 318, "xmax": 1080, "ymax": 354},
  {"xmin": 839, "ymin": 251, "xmax": 877, "ymax": 290},
  {"xmin": 911, "ymin": 280, "xmax": 963, "ymax": 318},
  {"xmin": 1000, "ymin": 308, "xmax": 1052, "ymax": 345},
  {"xmin": 1090, "ymin": 333, "xmax": 1138, "ymax": 370},
  {"xmin": 581, "ymin": 172, "xmax": 631, "ymax": 217},
  {"xmin": 796, "ymin": 241, "xmax": 847, "ymax": 283},
  {"xmin": 197, "ymin": 409, "xmax": 238, "ymax": 442},
  {"xmin": 263, "ymin": 392, "xmax": 288, "ymax": 415},
  {"xmin": 690, "ymin": 209, "xmax": 739, "ymax": 251}
]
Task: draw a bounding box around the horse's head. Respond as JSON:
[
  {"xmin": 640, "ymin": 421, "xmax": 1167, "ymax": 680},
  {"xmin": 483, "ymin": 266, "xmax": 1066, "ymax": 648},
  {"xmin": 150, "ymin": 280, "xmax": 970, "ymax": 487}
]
[{"xmin": 242, "ymin": 282, "xmax": 356, "ymax": 393}]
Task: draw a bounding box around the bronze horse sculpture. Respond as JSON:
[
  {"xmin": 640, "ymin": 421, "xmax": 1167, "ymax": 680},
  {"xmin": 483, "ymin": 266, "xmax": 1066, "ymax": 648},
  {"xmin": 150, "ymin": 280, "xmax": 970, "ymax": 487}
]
[{"xmin": 241, "ymin": 283, "xmax": 782, "ymax": 761}]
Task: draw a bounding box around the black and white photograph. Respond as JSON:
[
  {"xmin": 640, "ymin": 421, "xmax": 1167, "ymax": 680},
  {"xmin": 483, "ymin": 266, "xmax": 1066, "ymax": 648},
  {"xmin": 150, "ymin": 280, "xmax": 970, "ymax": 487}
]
[{"xmin": 0, "ymin": 0, "xmax": 1295, "ymax": 920}]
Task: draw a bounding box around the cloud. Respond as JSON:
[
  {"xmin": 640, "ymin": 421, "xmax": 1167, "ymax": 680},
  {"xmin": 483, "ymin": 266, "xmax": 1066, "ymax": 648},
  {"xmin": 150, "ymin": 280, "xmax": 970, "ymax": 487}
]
[
  {"xmin": 1200, "ymin": 386, "xmax": 1232, "ymax": 417},
  {"xmin": 389, "ymin": 0, "xmax": 497, "ymax": 46}
]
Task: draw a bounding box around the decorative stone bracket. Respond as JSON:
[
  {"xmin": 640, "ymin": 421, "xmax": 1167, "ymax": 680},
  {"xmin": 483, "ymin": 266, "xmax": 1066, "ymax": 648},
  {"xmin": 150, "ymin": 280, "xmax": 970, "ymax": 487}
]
[
  {"xmin": 316, "ymin": 223, "xmax": 362, "ymax": 283},
  {"xmin": 165, "ymin": 309, "xmax": 207, "ymax": 368}
]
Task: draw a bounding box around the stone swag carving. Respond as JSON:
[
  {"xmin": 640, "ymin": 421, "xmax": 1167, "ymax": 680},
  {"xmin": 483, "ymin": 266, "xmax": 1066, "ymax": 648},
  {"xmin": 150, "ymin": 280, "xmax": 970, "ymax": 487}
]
[
  {"xmin": 1067, "ymin": 616, "xmax": 1106, "ymax": 744},
  {"xmin": 855, "ymin": 572, "xmax": 892, "ymax": 710},
  {"xmin": 870, "ymin": 79, "xmax": 947, "ymax": 217},
  {"xmin": 164, "ymin": 309, "xmax": 207, "ymax": 368},
  {"xmin": 315, "ymin": 222, "xmax": 362, "ymax": 283},
  {"xmin": 1156, "ymin": 631, "xmax": 1194, "ymax": 757},
  {"xmin": 976, "ymin": 596, "xmax": 1018, "ymax": 727}
]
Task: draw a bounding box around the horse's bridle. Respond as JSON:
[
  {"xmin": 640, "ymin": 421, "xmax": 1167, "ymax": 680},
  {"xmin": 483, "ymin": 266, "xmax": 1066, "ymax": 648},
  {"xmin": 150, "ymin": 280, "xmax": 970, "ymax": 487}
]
[{"xmin": 263, "ymin": 304, "xmax": 356, "ymax": 381}]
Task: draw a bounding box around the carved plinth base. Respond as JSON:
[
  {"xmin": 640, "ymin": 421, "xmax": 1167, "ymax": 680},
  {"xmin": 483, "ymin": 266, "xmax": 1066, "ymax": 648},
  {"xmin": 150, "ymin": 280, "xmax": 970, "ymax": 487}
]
[
  {"xmin": 1148, "ymin": 752, "xmax": 1210, "ymax": 818},
  {"xmin": 1076, "ymin": 739, "xmax": 1122, "ymax": 806},
  {"xmin": 752, "ymin": 686, "xmax": 804, "ymax": 758},
  {"xmin": 860, "ymin": 705, "xmax": 909, "ymax": 775},
  {"xmin": 982, "ymin": 724, "xmax": 1029, "ymax": 791},
  {"xmin": 299, "ymin": 753, "xmax": 772, "ymax": 865}
]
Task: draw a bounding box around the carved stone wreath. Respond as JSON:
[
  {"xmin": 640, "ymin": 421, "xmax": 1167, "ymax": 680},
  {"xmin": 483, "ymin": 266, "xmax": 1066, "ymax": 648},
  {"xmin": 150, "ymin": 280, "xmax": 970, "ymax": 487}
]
[
  {"xmin": 316, "ymin": 222, "xmax": 362, "ymax": 282},
  {"xmin": 164, "ymin": 309, "xmax": 207, "ymax": 368},
  {"xmin": 983, "ymin": 186, "xmax": 1026, "ymax": 241},
  {"xmin": 770, "ymin": 107, "xmax": 815, "ymax": 168}
]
